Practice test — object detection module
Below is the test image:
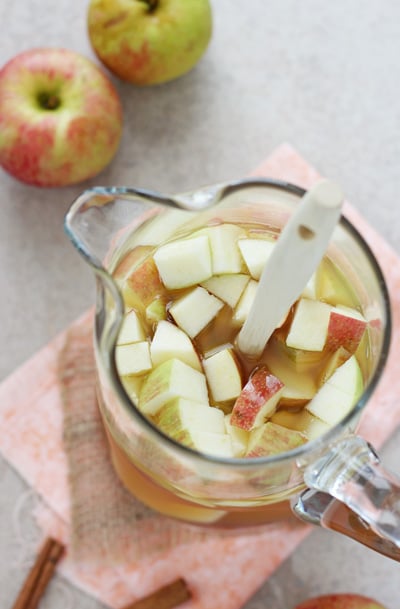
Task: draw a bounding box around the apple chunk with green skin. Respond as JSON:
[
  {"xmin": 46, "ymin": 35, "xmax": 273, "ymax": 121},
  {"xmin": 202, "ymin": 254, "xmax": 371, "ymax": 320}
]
[
  {"xmin": 0, "ymin": 48, "xmax": 122, "ymax": 187},
  {"xmin": 306, "ymin": 355, "xmax": 364, "ymax": 425},
  {"xmin": 153, "ymin": 235, "xmax": 212, "ymax": 289},
  {"xmin": 231, "ymin": 368, "xmax": 284, "ymax": 431},
  {"xmin": 154, "ymin": 398, "xmax": 226, "ymax": 452},
  {"xmin": 294, "ymin": 593, "xmax": 387, "ymax": 609},
  {"xmin": 238, "ymin": 237, "xmax": 275, "ymax": 279},
  {"xmin": 286, "ymin": 298, "xmax": 332, "ymax": 351},
  {"xmin": 201, "ymin": 274, "xmax": 250, "ymax": 308},
  {"xmin": 87, "ymin": 0, "xmax": 212, "ymax": 85},
  {"xmin": 139, "ymin": 358, "xmax": 209, "ymax": 415},
  {"xmin": 326, "ymin": 305, "xmax": 367, "ymax": 352},
  {"xmin": 246, "ymin": 421, "xmax": 307, "ymax": 458},
  {"xmin": 150, "ymin": 320, "xmax": 201, "ymax": 371},
  {"xmin": 203, "ymin": 348, "xmax": 242, "ymax": 403},
  {"xmin": 169, "ymin": 287, "xmax": 224, "ymax": 338}
]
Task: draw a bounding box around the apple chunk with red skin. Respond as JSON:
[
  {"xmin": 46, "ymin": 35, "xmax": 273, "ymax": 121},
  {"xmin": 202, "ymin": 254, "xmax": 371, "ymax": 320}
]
[
  {"xmin": 231, "ymin": 367, "xmax": 284, "ymax": 431},
  {"xmin": 326, "ymin": 305, "xmax": 367, "ymax": 352},
  {"xmin": 0, "ymin": 48, "xmax": 122, "ymax": 186},
  {"xmin": 294, "ymin": 593, "xmax": 387, "ymax": 609}
]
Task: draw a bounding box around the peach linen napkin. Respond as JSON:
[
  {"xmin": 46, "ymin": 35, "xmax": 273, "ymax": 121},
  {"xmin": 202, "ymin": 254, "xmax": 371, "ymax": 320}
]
[{"xmin": 1, "ymin": 144, "xmax": 400, "ymax": 609}]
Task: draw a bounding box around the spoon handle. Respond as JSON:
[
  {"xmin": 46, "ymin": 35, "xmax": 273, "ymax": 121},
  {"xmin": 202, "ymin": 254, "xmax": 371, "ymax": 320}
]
[{"xmin": 237, "ymin": 180, "xmax": 344, "ymax": 358}]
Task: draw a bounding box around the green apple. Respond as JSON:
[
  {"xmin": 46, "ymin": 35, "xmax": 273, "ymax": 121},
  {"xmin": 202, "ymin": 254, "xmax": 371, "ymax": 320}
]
[
  {"xmin": 294, "ymin": 593, "xmax": 387, "ymax": 609},
  {"xmin": 87, "ymin": 0, "xmax": 212, "ymax": 85},
  {"xmin": 0, "ymin": 48, "xmax": 122, "ymax": 186}
]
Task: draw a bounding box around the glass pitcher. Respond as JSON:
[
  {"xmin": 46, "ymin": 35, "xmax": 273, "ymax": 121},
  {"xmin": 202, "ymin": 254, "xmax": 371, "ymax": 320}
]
[{"xmin": 64, "ymin": 177, "xmax": 400, "ymax": 560}]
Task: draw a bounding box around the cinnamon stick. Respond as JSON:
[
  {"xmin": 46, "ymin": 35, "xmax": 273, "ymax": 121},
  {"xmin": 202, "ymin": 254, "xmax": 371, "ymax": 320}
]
[
  {"xmin": 11, "ymin": 537, "xmax": 65, "ymax": 609},
  {"xmin": 121, "ymin": 578, "xmax": 191, "ymax": 609}
]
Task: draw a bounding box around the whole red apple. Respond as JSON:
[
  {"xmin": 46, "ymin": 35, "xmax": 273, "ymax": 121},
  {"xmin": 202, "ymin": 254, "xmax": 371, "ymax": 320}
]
[
  {"xmin": 294, "ymin": 593, "xmax": 387, "ymax": 609},
  {"xmin": 0, "ymin": 48, "xmax": 123, "ymax": 187},
  {"xmin": 87, "ymin": 0, "xmax": 212, "ymax": 85}
]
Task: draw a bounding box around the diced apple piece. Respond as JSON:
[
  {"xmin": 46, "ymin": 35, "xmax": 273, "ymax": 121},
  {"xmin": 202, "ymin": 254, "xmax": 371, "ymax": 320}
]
[
  {"xmin": 233, "ymin": 279, "xmax": 258, "ymax": 326},
  {"xmin": 121, "ymin": 375, "xmax": 143, "ymax": 404},
  {"xmin": 231, "ymin": 368, "xmax": 284, "ymax": 431},
  {"xmin": 319, "ymin": 346, "xmax": 351, "ymax": 385},
  {"xmin": 306, "ymin": 355, "xmax": 364, "ymax": 425},
  {"xmin": 286, "ymin": 298, "xmax": 332, "ymax": 351},
  {"xmin": 154, "ymin": 398, "xmax": 226, "ymax": 440},
  {"xmin": 124, "ymin": 255, "xmax": 166, "ymax": 309},
  {"xmin": 153, "ymin": 234, "xmax": 212, "ymax": 289},
  {"xmin": 182, "ymin": 430, "xmax": 234, "ymax": 457},
  {"xmin": 315, "ymin": 257, "xmax": 357, "ymax": 307},
  {"xmin": 301, "ymin": 272, "xmax": 317, "ymax": 299},
  {"xmin": 139, "ymin": 358, "xmax": 209, "ymax": 415},
  {"xmin": 115, "ymin": 342, "xmax": 152, "ymax": 376},
  {"xmin": 326, "ymin": 305, "xmax": 367, "ymax": 352},
  {"xmin": 238, "ymin": 237, "xmax": 275, "ymax": 279},
  {"xmin": 113, "ymin": 245, "xmax": 153, "ymax": 281},
  {"xmin": 201, "ymin": 274, "xmax": 250, "ymax": 308},
  {"xmin": 271, "ymin": 409, "xmax": 331, "ymax": 440},
  {"xmin": 225, "ymin": 413, "xmax": 249, "ymax": 457},
  {"xmin": 117, "ymin": 309, "xmax": 145, "ymax": 345},
  {"xmin": 145, "ymin": 298, "xmax": 167, "ymax": 324},
  {"xmin": 270, "ymin": 333, "xmax": 325, "ymax": 373},
  {"xmin": 150, "ymin": 320, "xmax": 201, "ymax": 371},
  {"xmin": 264, "ymin": 346, "xmax": 316, "ymax": 406},
  {"xmin": 203, "ymin": 348, "xmax": 242, "ymax": 402},
  {"xmin": 169, "ymin": 287, "xmax": 224, "ymax": 338},
  {"xmin": 199, "ymin": 224, "xmax": 245, "ymax": 274},
  {"xmin": 246, "ymin": 421, "xmax": 307, "ymax": 457}
]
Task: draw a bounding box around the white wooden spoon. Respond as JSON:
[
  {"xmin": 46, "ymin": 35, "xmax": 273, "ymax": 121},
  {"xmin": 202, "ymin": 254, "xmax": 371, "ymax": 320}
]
[{"xmin": 237, "ymin": 180, "xmax": 344, "ymax": 358}]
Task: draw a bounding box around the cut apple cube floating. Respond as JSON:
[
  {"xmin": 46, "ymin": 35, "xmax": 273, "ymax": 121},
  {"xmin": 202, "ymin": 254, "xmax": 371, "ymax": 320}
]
[
  {"xmin": 306, "ymin": 355, "xmax": 363, "ymax": 425},
  {"xmin": 169, "ymin": 287, "xmax": 224, "ymax": 338},
  {"xmin": 246, "ymin": 422, "xmax": 307, "ymax": 458},
  {"xmin": 326, "ymin": 305, "xmax": 367, "ymax": 352},
  {"xmin": 150, "ymin": 320, "xmax": 201, "ymax": 371},
  {"xmin": 203, "ymin": 348, "xmax": 242, "ymax": 403},
  {"xmin": 200, "ymin": 224, "xmax": 245, "ymax": 274},
  {"xmin": 181, "ymin": 430, "xmax": 234, "ymax": 457},
  {"xmin": 153, "ymin": 234, "xmax": 212, "ymax": 289},
  {"xmin": 238, "ymin": 237, "xmax": 275, "ymax": 279},
  {"xmin": 115, "ymin": 342, "xmax": 152, "ymax": 376},
  {"xmin": 155, "ymin": 399, "xmax": 226, "ymax": 439},
  {"xmin": 231, "ymin": 367, "xmax": 284, "ymax": 431},
  {"xmin": 139, "ymin": 358, "xmax": 209, "ymax": 415},
  {"xmin": 201, "ymin": 274, "xmax": 250, "ymax": 308},
  {"xmin": 233, "ymin": 279, "xmax": 258, "ymax": 326},
  {"xmin": 286, "ymin": 298, "xmax": 332, "ymax": 351},
  {"xmin": 271, "ymin": 409, "xmax": 330, "ymax": 441},
  {"xmin": 225, "ymin": 413, "xmax": 249, "ymax": 457},
  {"xmin": 117, "ymin": 309, "xmax": 145, "ymax": 345}
]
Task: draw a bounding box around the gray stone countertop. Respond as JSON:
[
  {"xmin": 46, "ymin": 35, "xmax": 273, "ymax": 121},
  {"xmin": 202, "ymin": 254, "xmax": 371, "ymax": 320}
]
[{"xmin": 1, "ymin": 1, "xmax": 400, "ymax": 608}]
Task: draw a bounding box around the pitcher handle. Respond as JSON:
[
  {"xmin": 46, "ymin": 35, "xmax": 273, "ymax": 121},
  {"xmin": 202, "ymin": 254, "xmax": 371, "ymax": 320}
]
[{"xmin": 292, "ymin": 435, "xmax": 400, "ymax": 559}]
